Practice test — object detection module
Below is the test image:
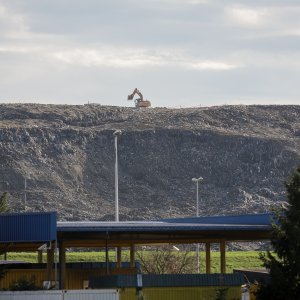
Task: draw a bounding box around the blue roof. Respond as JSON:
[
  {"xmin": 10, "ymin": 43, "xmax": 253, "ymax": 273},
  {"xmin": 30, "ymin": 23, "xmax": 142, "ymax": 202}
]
[
  {"xmin": 163, "ymin": 213, "xmax": 274, "ymax": 225},
  {"xmin": 0, "ymin": 212, "xmax": 57, "ymax": 243},
  {"xmin": 0, "ymin": 212, "xmax": 273, "ymax": 245},
  {"xmin": 57, "ymin": 213, "xmax": 273, "ymax": 233}
]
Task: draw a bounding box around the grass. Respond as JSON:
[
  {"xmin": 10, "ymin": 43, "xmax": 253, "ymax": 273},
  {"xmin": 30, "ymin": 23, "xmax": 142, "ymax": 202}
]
[{"xmin": 1, "ymin": 250, "xmax": 266, "ymax": 273}]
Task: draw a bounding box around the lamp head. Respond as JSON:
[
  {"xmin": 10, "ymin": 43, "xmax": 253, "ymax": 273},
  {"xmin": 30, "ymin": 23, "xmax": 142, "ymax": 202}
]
[
  {"xmin": 113, "ymin": 130, "xmax": 122, "ymax": 136},
  {"xmin": 192, "ymin": 177, "xmax": 203, "ymax": 182}
]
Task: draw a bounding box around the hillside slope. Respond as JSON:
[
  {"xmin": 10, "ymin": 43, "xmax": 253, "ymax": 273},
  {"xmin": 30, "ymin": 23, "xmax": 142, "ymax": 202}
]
[{"xmin": 0, "ymin": 104, "xmax": 299, "ymax": 221}]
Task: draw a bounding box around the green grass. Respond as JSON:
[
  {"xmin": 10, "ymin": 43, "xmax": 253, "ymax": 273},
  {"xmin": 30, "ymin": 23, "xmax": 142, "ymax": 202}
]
[{"xmin": 1, "ymin": 251, "xmax": 266, "ymax": 273}]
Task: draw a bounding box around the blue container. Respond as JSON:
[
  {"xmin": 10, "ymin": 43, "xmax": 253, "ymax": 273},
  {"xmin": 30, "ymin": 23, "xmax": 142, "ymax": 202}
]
[{"xmin": 0, "ymin": 212, "xmax": 57, "ymax": 242}]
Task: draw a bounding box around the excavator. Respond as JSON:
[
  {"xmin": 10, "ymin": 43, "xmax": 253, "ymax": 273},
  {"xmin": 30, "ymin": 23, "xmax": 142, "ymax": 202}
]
[{"xmin": 127, "ymin": 88, "xmax": 151, "ymax": 108}]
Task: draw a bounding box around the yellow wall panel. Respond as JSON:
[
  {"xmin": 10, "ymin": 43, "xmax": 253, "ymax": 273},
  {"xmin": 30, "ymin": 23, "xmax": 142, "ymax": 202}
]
[
  {"xmin": 0, "ymin": 267, "xmax": 138, "ymax": 290},
  {"xmin": 120, "ymin": 286, "xmax": 241, "ymax": 300}
]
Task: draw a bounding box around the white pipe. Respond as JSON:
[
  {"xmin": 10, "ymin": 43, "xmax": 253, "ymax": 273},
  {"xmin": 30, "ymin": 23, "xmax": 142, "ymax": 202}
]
[
  {"xmin": 24, "ymin": 178, "xmax": 27, "ymax": 212},
  {"xmin": 114, "ymin": 135, "xmax": 119, "ymax": 222},
  {"xmin": 192, "ymin": 177, "xmax": 203, "ymax": 273}
]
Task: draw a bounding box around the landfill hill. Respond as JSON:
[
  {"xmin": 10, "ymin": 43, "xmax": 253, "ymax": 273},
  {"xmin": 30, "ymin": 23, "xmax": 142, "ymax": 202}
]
[{"xmin": 0, "ymin": 103, "xmax": 299, "ymax": 221}]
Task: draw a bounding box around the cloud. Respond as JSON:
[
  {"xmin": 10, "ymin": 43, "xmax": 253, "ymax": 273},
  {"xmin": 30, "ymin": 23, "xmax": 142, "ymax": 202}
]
[
  {"xmin": 189, "ymin": 61, "xmax": 238, "ymax": 70},
  {"xmin": 52, "ymin": 48, "xmax": 165, "ymax": 68},
  {"xmin": 0, "ymin": 1, "xmax": 299, "ymax": 105},
  {"xmin": 225, "ymin": 4, "xmax": 300, "ymax": 39},
  {"xmin": 51, "ymin": 47, "xmax": 239, "ymax": 71},
  {"xmin": 0, "ymin": 3, "xmax": 29, "ymax": 37},
  {"xmin": 226, "ymin": 6, "xmax": 269, "ymax": 26}
]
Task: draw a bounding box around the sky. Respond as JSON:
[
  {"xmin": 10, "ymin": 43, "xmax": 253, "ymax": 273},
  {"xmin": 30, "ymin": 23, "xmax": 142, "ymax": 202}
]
[{"xmin": 0, "ymin": 0, "xmax": 300, "ymax": 108}]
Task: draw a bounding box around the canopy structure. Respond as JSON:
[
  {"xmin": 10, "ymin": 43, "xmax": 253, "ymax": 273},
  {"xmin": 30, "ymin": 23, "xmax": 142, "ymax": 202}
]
[
  {"xmin": 0, "ymin": 212, "xmax": 273, "ymax": 289},
  {"xmin": 57, "ymin": 213, "xmax": 272, "ymax": 247}
]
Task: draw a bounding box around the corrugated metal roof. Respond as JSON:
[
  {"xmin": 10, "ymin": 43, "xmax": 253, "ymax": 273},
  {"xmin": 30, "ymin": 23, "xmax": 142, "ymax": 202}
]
[
  {"xmin": 163, "ymin": 213, "xmax": 274, "ymax": 225},
  {"xmin": 0, "ymin": 212, "xmax": 57, "ymax": 243},
  {"xmin": 0, "ymin": 212, "xmax": 272, "ymax": 244},
  {"xmin": 89, "ymin": 273, "xmax": 244, "ymax": 289},
  {"xmin": 57, "ymin": 213, "xmax": 272, "ymax": 233}
]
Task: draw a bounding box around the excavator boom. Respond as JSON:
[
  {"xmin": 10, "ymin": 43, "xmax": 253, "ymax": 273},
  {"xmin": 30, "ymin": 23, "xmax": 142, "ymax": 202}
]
[{"xmin": 127, "ymin": 88, "xmax": 151, "ymax": 108}]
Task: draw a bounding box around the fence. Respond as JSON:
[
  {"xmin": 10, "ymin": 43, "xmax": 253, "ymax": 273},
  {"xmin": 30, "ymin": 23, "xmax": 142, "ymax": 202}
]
[{"xmin": 0, "ymin": 290, "xmax": 119, "ymax": 300}]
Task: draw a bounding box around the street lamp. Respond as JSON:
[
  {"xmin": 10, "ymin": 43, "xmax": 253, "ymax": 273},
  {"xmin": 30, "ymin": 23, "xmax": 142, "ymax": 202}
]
[
  {"xmin": 24, "ymin": 178, "xmax": 27, "ymax": 212},
  {"xmin": 113, "ymin": 130, "xmax": 122, "ymax": 222},
  {"xmin": 192, "ymin": 177, "xmax": 203, "ymax": 273}
]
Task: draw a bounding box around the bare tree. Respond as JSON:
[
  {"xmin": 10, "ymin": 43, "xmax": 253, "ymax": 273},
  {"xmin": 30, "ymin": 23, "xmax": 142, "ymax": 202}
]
[
  {"xmin": 136, "ymin": 245, "xmax": 195, "ymax": 274},
  {"xmin": 0, "ymin": 192, "xmax": 9, "ymax": 213}
]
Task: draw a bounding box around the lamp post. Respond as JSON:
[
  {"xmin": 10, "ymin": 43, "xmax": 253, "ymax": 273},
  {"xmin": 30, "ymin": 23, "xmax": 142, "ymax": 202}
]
[
  {"xmin": 24, "ymin": 178, "xmax": 27, "ymax": 212},
  {"xmin": 113, "ymin": 130, "xmax": 122, "ymax": 222},
  {"xmin": 192, "ymin": 177, "xmax": 203, "ymax": 273}
]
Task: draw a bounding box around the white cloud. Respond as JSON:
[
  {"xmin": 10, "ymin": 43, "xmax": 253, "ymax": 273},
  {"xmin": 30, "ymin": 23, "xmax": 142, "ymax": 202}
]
[
  {"xmin": 226, "ymin": 6, "xmax": 269, "ymax": 26},
  {"xmin": 0, "ymin": 4, "xmax": 29, "ymax": 37},
  {"xmin": 51, "ymin": 47, "xmax": 239, "ymax": 71},
  {"xmin": 141, "ymin": 0, "xmax": 208, "ymax": 4},
  {"xmin": 52, "ymin": 48, "xmax": 165, "ymax": 68},
  {"xmin": 0, "ymin": 1, "xmax": 299, "ymax": 105},
  {"xmin": 185, "ymin": 0, "xmax": 209, "ymax": 4},
  {"xmin": 189, "ymin": 61, "xmax": 238, "ymax": 70},
  {"xmin": 0, "ymin": 45, "xmax": 42, "ymax": 54}
]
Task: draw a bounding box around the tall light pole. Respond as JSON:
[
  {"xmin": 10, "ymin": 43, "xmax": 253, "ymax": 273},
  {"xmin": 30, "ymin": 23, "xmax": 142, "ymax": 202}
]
[
  {"xmin": 24, "ymin": 178, "xmax": 27, "ymax": 212},
  {"xmin": 192, "ymin": 177, "xmax": 203, "ymax": 273},
  {"xmin": 113, "ymin": 130, "xmax": 122, "ymax": 222}
]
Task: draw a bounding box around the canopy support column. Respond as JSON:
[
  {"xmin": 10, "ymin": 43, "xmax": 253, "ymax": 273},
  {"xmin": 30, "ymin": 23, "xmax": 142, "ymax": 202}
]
[
  {"xmin": 130, "ymin": 244, "xmax": 135, "ymax": 268},
  {"xmin": 117, "ymin": 247, "xmax": 122, "ymax": 268},
  {"xmin": 38, "ymin": 250, "xmax": 43, "ymax": 263},
  {"xmin": 205, "ymin": 242, "xmax": 211, "ymax": 274},
  {"xmin": 59, "ymin": 242, "xmax": 66, "ymax": 289},
  {"xmin": 220, "ymin": 241, "xmax": 226, "ymax": 274},
  {"xmin": 47, "ymin": 247, "xmax": 54, "ymax": 283}
]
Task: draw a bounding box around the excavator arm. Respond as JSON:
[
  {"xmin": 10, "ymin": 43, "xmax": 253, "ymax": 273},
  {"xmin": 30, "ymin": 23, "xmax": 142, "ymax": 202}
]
[
  {"xmin": 127, "ymin": 88, "xmax": 144, "ymax": 101},
  {"xmin": 127, "ymin": 88, "xmax": 151, "ymax": 108}
]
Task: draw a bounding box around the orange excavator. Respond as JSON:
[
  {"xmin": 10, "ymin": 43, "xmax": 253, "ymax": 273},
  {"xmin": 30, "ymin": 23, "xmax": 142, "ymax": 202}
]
[{"xmin": 127, "ymin": 88, "xmax": 151, "ymax": 108}]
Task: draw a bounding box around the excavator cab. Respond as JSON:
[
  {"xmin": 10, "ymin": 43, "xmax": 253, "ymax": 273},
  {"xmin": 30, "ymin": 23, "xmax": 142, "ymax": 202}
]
[{"xmin": 127, "ymin": 88, "xmax": 151, "ymax": 108}]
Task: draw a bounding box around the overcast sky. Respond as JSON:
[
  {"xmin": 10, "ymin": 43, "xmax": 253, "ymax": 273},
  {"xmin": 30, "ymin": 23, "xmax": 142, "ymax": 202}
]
[{"xmin": 0, "ymin": 0, "xmax": 299, "ymax": 107}]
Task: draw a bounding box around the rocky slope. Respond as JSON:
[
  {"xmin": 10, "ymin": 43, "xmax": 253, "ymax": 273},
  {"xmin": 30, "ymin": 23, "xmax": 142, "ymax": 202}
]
[{"xmin": 0, "ymin": 104, "xmax": 299, "ymax": 221}]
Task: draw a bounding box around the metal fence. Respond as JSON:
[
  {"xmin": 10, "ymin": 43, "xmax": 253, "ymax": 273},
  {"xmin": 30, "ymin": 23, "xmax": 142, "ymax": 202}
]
[{"xmin": 0, "ymin": 290, "xmax": 119, "ymax": 300}]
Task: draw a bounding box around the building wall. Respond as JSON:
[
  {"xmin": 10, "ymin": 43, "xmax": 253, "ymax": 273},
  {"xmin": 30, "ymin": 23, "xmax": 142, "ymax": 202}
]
[
  {"xmin": 0, "ymin": 290, "xmax": 119, "ymax": 300},
  {"xmin": 120, "ymin": 287, "xmax": 241, "ymax": 300},
  {"xmin": 0, "ymin": 268, "xmax": 137, "ymax": 290},
  {"xmin": 0, "ymin": 269, "xmax": 47, "ymax": 289}
]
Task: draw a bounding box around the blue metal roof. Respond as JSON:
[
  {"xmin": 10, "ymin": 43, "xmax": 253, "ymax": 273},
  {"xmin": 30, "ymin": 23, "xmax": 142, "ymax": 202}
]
[
  {"xmin": 0, "ymin": 212, "xmax": 57, "ymax": 243},
  {"xmin": 0, "ymin": 212, "xmax": 272, "ymax": 245},
  {"xmin": 57, "ymin": 213, "xmax": 273, "ymax": 233},
  {"xmin": 57, "ymin": 220, "xmax": 271, "ymax": 232},
  {"xmin": 163, "ymin": 213, "xmax": 274, "ymax": 225}
]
